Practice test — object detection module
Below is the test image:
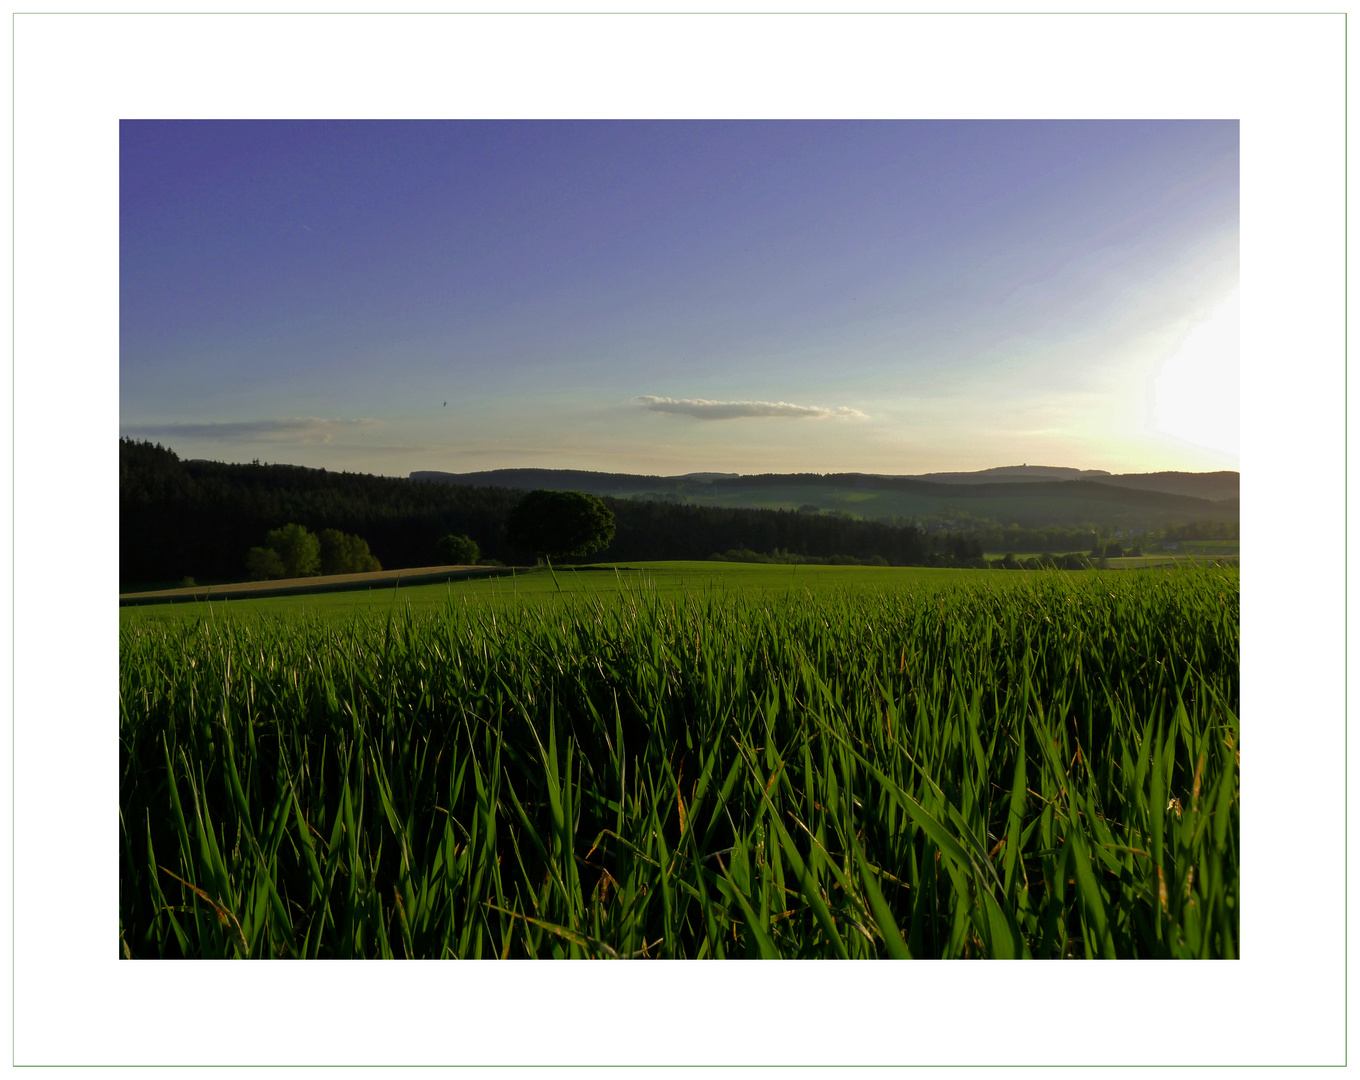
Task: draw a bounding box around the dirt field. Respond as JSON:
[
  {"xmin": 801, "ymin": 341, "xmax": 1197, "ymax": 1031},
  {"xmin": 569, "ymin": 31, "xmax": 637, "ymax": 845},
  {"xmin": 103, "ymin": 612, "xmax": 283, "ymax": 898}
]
[{"xmin": 119, "ymin": 565, "xmax": 520, "ymax": 606}]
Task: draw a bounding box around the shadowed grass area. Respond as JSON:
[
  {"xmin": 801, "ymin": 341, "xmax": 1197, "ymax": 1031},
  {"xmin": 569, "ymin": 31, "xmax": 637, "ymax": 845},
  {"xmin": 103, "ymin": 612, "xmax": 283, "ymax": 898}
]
[{"xmin": 120, "ymin": 564, "xmax": 1238, "ymax": 959}]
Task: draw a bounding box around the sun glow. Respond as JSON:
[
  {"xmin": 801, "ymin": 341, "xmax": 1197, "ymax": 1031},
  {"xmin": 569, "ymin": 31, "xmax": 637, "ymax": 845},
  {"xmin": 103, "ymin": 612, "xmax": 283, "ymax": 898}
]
[{"xmin": 1153, "ymin": 290, "xmax": 1239, "ymax": 459}]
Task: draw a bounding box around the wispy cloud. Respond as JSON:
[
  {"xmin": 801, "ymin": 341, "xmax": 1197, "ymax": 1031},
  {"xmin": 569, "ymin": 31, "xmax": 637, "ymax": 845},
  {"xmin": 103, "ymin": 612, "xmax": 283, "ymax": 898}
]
[
  {"xmin": 636, "ymin": 396, "xmax": 867, "ymax": 421},
  {"xmin": 121, "ymin": 417, "xmax": 382, "ymax": 445}
]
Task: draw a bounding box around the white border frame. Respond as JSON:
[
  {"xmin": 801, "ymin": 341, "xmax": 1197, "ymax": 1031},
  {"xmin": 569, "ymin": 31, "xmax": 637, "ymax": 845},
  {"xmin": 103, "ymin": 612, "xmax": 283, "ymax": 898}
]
[{"xmin": 5, "ymin": 5, "xmax": 1346, "ymax": 1070}]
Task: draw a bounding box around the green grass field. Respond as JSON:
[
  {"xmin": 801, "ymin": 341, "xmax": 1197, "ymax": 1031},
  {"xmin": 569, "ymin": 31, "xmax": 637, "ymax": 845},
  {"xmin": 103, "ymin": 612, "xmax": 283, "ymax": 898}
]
[
  {"xmin": 1107, "ymin": 555, "xmax": 1239, "ymax": 569},
  {"xmin": 120, "ymin": 561, "xmax": 1021, "ymax": 622},
  {"xmin": 120, "ymin": 563, "xmax": 1238, "ymax": 959},
  {"xmin": 1164, "ymin": 540, "xmax": 1240, "ymax": 556}
]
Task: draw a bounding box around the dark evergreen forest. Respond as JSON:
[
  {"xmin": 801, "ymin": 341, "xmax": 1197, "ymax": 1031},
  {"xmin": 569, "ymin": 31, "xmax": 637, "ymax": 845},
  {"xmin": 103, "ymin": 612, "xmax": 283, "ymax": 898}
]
[{"xmin": 120, "ymin": 440, "xmax": 980, "ymax": 586}]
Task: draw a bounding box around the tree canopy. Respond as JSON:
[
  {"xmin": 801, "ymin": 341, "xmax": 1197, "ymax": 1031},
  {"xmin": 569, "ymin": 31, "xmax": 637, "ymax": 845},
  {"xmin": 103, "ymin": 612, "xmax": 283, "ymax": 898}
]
[
  {"xmin": 247, "ymin": 524, "xmax": 379, "ymax": 580},
  {"xmin": 435, "ymin": 533, "xmax": 481, "ymax": 565},
  {"xmin": 506, "ymin": 489, "xmax": 616, "ymax": 562},
  {"xmin": 249, "ymin": 523, "xmax": 321, "ymax": 579},
  {"xmin": 319, "ymin": 528, "xmax": 382, "ymax": 575},
  {"xmin": 245, "ymin": 546, "xmax": 287, "ymax": 581}
]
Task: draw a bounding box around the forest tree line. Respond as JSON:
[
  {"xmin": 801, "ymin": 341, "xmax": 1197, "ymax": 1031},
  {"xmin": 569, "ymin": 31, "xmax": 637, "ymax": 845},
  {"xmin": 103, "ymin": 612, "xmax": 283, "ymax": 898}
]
[
  {"xmin": 120, "ymin": 441, "xmax": 994, "ymax": 586},
  {"xmin": 880, "ymin": 513, "xmax": 1239, "ymax": 554},
  {"xmin": 120, "ymin": 442, "xmax": 1251, "ymax": 586},
  {"xmin": 122, "ymin": 441, "xmax": 1249, "ymax": 586}
]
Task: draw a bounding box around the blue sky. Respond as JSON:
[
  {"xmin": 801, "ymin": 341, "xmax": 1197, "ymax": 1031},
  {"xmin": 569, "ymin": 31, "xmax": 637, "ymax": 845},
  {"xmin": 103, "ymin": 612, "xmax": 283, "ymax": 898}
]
[{"xmin": 120, "ymin": 119, "xmax": 1238, "ymax": 476}]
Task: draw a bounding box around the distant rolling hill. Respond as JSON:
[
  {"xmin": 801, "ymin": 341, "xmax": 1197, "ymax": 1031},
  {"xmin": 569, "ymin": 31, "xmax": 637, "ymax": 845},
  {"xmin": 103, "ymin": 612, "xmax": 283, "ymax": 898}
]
[
  {"xmin": 915, "ymin": 465, "xmax": 1116, "ymax": 484},
  {"xmin": 411, "ymin": 468, "xmax": 681, "ymax": 495},
  {"xmin": 1079, "ymin": 471, "xmax": 1239, "ymax": 502},
  {"xmin": 411, "ymin": 466, "xmax": 1238, "ymax": 531},
  {"xmin": 912, "ymin": 465, "xmax": 1238, "ymax": 502}
]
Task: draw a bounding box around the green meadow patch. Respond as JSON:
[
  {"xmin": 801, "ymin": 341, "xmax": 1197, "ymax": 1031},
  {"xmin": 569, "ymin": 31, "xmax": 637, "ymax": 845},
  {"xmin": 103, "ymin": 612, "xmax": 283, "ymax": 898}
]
[
  {"xmin": 120, "ymin": 564, "xmax": 1238, "ymax": 959},
  {"xmin": 119, "ymin": 561, "xmax": 1008, "ymax": 622}
]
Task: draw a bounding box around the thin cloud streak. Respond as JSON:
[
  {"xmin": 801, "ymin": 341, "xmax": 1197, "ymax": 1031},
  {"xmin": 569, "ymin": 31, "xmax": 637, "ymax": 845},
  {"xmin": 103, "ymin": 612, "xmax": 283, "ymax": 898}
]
[
  {"xmin": 636, "ymin": 396, "xmax": 867, "ymax": 421},
  {"xmin": 121, "ymin": 417, "xmax": 382, "ymax": 445}
]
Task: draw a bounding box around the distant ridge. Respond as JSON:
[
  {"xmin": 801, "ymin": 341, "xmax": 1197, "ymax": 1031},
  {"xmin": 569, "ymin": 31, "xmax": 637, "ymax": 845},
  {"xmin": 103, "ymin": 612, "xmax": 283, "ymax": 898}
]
[
  {"xmin": 915, "ymin": 465, "xmax": 1112, "ymax": 484},
  {"xmin": 411, "ymin": 465, "xmax": 1238, "ymax": 502},
  {"xmin": 410, "ymin": 467, "xmax": 675, "ymax": 494},
  {"xmin": 1086, "ymin": 471, "xmax": 1239, "ymax": 502}
]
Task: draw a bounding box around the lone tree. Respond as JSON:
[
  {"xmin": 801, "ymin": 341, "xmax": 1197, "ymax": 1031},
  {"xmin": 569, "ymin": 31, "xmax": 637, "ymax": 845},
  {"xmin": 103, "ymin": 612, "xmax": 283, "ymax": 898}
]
[
  {"xmin": 506, "ymin": 489, "xmax": 615, "ymax": 586},
  {"xmin": 435, "ymin": 533, "xmax": 480, "ymax": 565}
]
